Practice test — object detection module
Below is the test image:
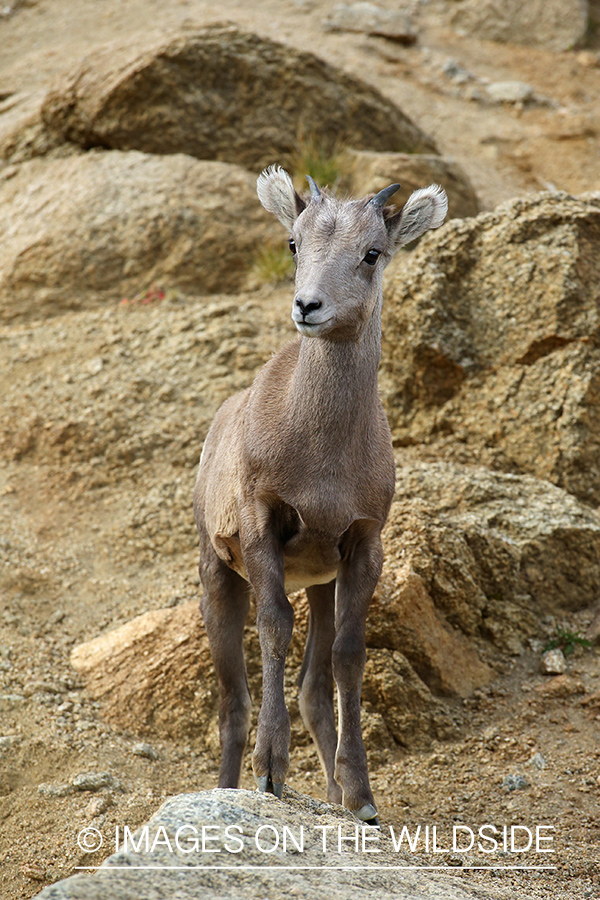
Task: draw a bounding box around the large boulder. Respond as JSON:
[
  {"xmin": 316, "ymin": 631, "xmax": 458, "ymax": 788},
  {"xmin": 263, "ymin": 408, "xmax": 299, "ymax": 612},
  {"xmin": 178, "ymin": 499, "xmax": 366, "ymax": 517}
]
[
  {"xmin": 0, "ymin": 151, "xmax": 276, "ymax": 321},
  {"xmin": 341, "ymin": 149, "xmax": 480, "ymax": 220},
  {"xmin": 390, "ymin": 461, "xmax": 600, "ymax": 614},
  {"xmin": 380, "ymin": 192, "xmax": 600, "ymax": 506},
  {"xmin": 39, "ymin": 24, "xmax": 436, "ymax": 169},
  {"xmin": 70, "ymin": 603, "xmax": 215, "ymax": 739},
  {"xmin": 372, "ymin": 459, "xmax": 600, "ymax": 685},
  {"xmin": 33, "ymin": 789, "xmax": 530, "ymax": 900},
  {"xmin": 450, "ymin": 0, "xmax": 588, "ymax": 52},
  {"xmin": 323, "ymin": 2, "xmax": 417, "ymax": 44},
  {"xmin": 0, "ymin": 90, "xmax": 54, "ymax": 165},
  {"xmin": 70, "ymin": 462, "xmax": 600, "ymax": 751},
  {"xmin": 69, "ymin": 598, "xmax": 453, "ymax": 753}
]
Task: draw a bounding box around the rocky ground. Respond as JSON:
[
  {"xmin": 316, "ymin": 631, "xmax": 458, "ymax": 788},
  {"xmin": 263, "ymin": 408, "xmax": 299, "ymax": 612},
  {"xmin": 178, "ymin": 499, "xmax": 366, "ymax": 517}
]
[{"xmin": 1, "ymin": 1, "xmax": 600, "ymax": 899}]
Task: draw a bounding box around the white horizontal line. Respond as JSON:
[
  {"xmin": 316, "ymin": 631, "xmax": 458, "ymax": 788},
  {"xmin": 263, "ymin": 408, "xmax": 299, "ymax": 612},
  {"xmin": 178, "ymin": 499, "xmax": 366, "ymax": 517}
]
[{"xmin": 74, "ymin": 865, "xmax": 558, "ymax": 871}]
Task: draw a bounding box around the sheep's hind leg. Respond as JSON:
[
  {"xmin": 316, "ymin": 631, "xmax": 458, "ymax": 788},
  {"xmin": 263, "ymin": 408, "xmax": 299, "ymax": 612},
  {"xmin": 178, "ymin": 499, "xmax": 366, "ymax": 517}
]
[
  {"xmin": 198, "ymin": 529, "xmax": 251, "ymax": 789},
  {"xmin": 298, "ymin": 580, "xmax": 342, "ymax": 805},
  {"xmin": 333, "ymin": 522, "xmax": 384, "ymax": 826}
]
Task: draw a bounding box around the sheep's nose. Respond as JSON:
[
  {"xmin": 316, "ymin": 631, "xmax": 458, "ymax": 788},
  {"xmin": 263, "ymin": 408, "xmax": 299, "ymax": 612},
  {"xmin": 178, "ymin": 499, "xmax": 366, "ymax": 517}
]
[{"xmin": 295, "ymin": 298, "xmax": 322, "ymax": 318}]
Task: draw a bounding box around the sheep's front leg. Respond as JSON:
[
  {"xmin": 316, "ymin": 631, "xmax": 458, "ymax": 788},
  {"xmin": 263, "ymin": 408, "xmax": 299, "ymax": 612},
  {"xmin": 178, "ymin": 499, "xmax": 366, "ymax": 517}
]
[
  {"xmin": 196, "ymin": 515, "xmax": 252, "ymax": 789},
  {"xmin": 241, "ymin": 521, "xmax": 293, "ymax": 798},
  {"xmin": 333, "ymin": 521, "xmax": 383, "ymax": 825}
]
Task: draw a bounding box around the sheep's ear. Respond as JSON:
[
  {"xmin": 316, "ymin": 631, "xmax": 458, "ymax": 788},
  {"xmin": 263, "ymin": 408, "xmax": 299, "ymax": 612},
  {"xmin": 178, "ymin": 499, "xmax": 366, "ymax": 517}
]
[
  {"xmin": 257, "ymin": 165, "xmax": 306, "ymax": 230},
  {"xmin": 386, "ymin": 184, "xmax": 448, "ymax": 250}
]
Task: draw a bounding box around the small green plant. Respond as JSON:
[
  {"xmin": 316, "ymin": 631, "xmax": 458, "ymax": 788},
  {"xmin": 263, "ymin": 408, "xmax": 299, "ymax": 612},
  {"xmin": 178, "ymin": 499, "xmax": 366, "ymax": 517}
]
[
  {"xmin": 250, "ymin": 243, "xmax": 295, "ymax": 286},
  {"xmin": 543, "ymin": 627, "xmax": 592, "ymax": 657},
  {"xmin": 288, "ymin": 135, "xmax": 347, "ymax": 192}
]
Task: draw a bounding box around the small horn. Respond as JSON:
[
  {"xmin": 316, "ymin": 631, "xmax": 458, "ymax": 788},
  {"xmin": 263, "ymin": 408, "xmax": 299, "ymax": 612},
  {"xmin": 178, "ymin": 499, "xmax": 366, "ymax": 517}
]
[
  {"xmin": 369, "ymin": 183, "xmax": 401, "ymax": 209},
  {"xmin": 306, "ymin": 175, "xmax": 321, "ymax": 200}
]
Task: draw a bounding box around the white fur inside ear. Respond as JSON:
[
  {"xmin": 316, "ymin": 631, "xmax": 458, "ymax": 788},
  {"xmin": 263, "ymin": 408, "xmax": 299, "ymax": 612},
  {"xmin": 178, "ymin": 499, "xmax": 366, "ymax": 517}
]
[
  {"xmin": 392, "ymin": 184, "xmax": 448, "ymax": 248},
  {"xmin": 257, "ymin": 165, "xmax": 298, "ymax": 231}
]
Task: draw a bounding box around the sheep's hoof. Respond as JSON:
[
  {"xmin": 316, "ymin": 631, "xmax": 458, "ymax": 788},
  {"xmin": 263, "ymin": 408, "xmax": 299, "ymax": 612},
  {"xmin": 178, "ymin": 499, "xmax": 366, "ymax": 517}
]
[
  {"xmin": 355, "ymin": 803, "xmax": 380, "ymax": 828},
  {"xmin": 255, "ymin": 775, "xmax": 284, "ymax": 799},
  {"xmin": 255, "ymin": 774, "xmax": 270, "ymax": 792}
]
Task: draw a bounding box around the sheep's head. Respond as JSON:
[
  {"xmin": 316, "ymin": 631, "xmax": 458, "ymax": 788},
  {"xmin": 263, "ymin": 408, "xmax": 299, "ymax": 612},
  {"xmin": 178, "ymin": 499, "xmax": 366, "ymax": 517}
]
[{"xmin": 257, "ymin": 165, "xmax": 447, "ymax": 341}]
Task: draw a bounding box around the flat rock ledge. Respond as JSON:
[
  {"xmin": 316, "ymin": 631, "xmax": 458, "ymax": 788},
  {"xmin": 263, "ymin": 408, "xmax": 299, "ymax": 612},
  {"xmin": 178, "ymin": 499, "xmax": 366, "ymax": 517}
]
[{"xmin": 34, "ymin": 788, "xmax": 532, "ymax": 900}]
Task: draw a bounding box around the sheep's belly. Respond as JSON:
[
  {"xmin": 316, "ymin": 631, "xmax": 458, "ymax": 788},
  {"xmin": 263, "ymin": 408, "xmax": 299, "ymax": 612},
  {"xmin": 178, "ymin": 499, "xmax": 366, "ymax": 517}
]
[
  {"xmin": 282, "ymin": 531, "xmax": 340, "ymax": 592},
  {"xmin": 283, "ymin": 563, "xmax": 338, "ymax": 593},
  {"xmin": 227, "ymin": 558, "xmax": 337, "ymax": 593},
  {"xmin": 216, "ymin": 531, "xmax": 340, "ymax": 592}
]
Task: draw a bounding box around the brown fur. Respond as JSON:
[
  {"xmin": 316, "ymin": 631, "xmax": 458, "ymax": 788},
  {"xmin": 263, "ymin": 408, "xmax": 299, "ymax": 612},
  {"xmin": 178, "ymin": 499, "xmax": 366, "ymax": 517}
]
[{"xmin": 193, "ymin": 166, "xmax": 447, "ymax": 821}]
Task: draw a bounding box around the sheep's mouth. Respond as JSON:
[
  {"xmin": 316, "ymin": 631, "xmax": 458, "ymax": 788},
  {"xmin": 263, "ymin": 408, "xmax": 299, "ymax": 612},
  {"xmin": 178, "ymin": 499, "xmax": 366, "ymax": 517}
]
[{"xmin": 293, "ymin": 318, "xmax": 333, "ymax": 336}]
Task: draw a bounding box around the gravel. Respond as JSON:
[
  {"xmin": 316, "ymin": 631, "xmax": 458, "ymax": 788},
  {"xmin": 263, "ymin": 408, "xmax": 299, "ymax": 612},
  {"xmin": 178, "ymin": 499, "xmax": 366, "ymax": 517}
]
[{"xmin": 541, "ymin": 649, "xmax": 567, "ymax": 675}]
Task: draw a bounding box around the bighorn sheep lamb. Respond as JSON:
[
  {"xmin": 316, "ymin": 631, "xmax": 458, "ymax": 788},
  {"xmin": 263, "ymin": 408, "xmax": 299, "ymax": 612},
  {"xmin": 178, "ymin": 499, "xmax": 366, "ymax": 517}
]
[{"xmin": 193, "ymin": 166, "xmax": 447, "ymax": 824}]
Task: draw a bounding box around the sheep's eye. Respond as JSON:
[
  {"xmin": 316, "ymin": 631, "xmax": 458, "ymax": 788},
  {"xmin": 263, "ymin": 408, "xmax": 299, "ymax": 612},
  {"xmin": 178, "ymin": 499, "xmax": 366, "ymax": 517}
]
[
  {"xmin": 289, "ymin": 238, "xmax": 297, "ymax": 255},
  {"xmin": 363, "ymin": 248, "xmax": 381, "ymax": 266}
]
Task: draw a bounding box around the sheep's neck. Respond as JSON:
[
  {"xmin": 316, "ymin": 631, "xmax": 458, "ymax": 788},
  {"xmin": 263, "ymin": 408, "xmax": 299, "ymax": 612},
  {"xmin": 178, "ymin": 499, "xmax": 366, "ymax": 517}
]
[{"xmin": 289, "ymin": 300, "xmax": 381, "ymax": 443}]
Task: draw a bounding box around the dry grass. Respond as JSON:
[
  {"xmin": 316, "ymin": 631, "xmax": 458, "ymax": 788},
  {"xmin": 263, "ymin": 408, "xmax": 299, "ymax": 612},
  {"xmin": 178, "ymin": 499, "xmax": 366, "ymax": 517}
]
[
  {"xmin": 250, "ymin": 242, "xmax": 295, "ymax": 286},
  {"xmin": 287, "ymin": 135, "xmax": 352, "ymax": 193}
]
